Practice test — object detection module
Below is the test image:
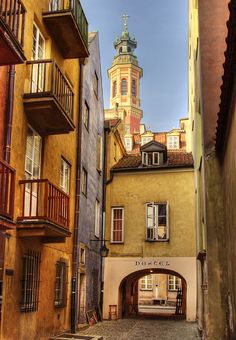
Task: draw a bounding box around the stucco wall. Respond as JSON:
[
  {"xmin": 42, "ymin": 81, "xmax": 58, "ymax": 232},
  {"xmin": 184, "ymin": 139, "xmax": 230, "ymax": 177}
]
[
  {"xmin": 1, "ymin": 1, "xmax": 81, "ymax": 339},
  {"xmin": 78, "ymin": 32, "xmax": 104, "ymax": 315},
  {"xmin": 105, "ymin": 169, "xmax": 195, "ymax": 257}
]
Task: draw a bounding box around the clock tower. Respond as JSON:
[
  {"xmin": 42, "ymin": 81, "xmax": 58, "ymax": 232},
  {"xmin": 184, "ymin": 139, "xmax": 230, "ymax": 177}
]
[{"xmin": 105, "ymin": 15, "xmax": 143, "ymax": 134}]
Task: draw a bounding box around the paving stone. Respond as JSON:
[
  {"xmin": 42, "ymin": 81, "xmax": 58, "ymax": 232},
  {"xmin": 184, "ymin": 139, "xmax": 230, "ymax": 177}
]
[{"xmin": 78, "ymin": 318, "xmax": 200, "ymax": 340}]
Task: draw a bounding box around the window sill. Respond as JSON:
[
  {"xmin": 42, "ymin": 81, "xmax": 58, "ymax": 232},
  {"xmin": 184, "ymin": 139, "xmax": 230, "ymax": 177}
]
[
  {"xmin": 145, "ymin": 239, "xmax": 169, "ymax": 243},
  {"xmin": 110, "ymin": 241, "xmax": 124, "ymax": 244}
]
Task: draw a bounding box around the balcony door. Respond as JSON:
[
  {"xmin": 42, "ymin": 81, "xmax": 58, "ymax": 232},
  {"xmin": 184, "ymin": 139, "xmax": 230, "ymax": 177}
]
[
  {"xmin": 31, "ymin": 23, "xmax": 45, "ymax": 93},
  {"xmin": 24, "ymin": 126, "xmax": 42, "ymax": 217}
]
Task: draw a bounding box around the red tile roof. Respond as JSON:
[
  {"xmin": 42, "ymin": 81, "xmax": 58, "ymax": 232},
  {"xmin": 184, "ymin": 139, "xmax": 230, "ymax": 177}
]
[{"xmin": 112, "ymin": 151, "xmax": 193, "ymax": 170}]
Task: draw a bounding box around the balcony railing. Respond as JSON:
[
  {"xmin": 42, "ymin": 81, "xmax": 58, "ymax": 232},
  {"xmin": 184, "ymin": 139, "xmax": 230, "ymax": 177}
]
[
  {"xmin": 0, "ymin": 0, "xmax": 26, "ymax": 49},
  {"xmin": 48, "ymin": 0, "xmax": 88, "ymax": 46},
  {"xmin": 18, "ymin": 179, "xmax": 70, "ymax": 229},
  {"xmin": 26, "ymin": 59, "xmax": 74, "ymax": 120},
  {"xmin": 0, "ymin": 159, "xmax": 15, "ymax": 220}
]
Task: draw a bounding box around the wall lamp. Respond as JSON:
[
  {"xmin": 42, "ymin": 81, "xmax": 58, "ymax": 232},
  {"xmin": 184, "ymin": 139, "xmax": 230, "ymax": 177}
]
[{"xmin": 90, "ymin": 239, "xmax": 109, "ymax": 257}]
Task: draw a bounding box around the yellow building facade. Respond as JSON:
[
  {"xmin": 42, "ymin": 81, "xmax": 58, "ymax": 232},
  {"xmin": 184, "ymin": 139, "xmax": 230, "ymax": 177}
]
[
  {"xmin": 103, "ymin": 139, "xmax": 196, "ymax": 321},
  {"xmin": 0, "ymin": 1, "xmax": 88, "ymax": 339}
]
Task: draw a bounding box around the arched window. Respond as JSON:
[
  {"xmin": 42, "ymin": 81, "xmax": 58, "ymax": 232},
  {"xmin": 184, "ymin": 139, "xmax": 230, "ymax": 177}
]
[
  {"xmin": 113, "ymin": 80, "xmax": 117, "ymax": 97},
  {"xmin": 132, "ymin": 79, "xmax": 136, "ymax": 97},
  {"xmin": 121, "ymin": 78, "xmax": 127, "ymax": 95}
]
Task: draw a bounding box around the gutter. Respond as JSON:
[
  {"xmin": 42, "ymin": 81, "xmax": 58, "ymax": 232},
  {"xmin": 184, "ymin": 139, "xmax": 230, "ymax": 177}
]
[
  {"xmin": 111, "ymin": 164, "xmax": 194, "ymax": 174},
  {"xmin": 71, "ymin": 59, "xmax": 84, "ymax": 334}
]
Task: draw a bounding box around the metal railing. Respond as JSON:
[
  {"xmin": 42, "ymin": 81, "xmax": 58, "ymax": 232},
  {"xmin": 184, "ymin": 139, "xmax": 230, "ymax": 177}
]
[
  {"xmin": 48, "ymin": 0, "xmax": 88, "ymax": 45},
  {"xmin": 26, "ymin": 60, "xmax": 74, "ymax": 120},
  {"xmin": 18, "ymin": 179, "xmax": 70, "ymax": 229},
  {"xmin": 0, "ymin": 0, "xmax": 26, "ymax": 48},
  {"xmin": 0, "ymin": 159, "xmax": 15, "ymax": 220}
]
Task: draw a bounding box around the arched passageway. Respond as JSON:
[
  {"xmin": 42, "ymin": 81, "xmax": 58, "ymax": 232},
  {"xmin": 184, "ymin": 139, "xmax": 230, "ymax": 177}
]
[
  {"xmin": 119, "ymin": 269, "xmax": 187, "ymax": 319},
  {"xmin": 103, "ymin": 257, "xmax": 196, "ymax": 321}
]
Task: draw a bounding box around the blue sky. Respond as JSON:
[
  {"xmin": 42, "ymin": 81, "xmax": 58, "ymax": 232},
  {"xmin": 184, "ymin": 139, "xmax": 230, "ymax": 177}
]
[{"xmin": 80, "ymin": 0, "xmax": 188, "ymax": 132}]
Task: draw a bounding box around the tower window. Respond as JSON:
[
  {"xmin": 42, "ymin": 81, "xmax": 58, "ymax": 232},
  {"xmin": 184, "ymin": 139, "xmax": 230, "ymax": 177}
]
[
  {"xmin": 113, "ymin": 81, "xmax": 117, "ymax": 97},
  {"xmin": 132, "ymin": 79, "xmax": 136, "ymax": 97},
  {"xmin": 127, "ymin": 46, "xmax": 131, "ymax": 53},
  {"xmin": 119, "ymin": 47, "xmax": 123, "ymax": 53},
  {"xmin": 121, "ymin": 79, "xmax": 127, "ymax": 95}
]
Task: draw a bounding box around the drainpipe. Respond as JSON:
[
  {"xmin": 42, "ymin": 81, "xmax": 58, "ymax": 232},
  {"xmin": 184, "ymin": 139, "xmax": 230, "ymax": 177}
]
[
  {"xmin": 71, "ymin": 59, "xmax": 84, "ymax": 334},
  {"xmin": 100, "ymin": 123, "xmax": 109, "ymax": 310},
  {"xmin": 4, "ymin": 65, "xmax": 15, "ymax": 163}
]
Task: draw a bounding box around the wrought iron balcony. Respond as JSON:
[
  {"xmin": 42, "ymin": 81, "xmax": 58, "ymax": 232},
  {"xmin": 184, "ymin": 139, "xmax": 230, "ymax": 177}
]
[
  {"xmin": 43, "ymin": 0, "xmax": 89, "ymax": 59},
  {"xmin": 17, "ymin": 179, "xmax": 71, "ymax": 242},
  {"xmin": 0, "ymin": 159, "xmax": 15, "ymax": 228},
  {"xmin": 23, "ymin": 59, "xmax": 75, "ymax": 136},
  {"xmin": 0, "ymin": 0, "xmax": 26, "ymax": 65}
]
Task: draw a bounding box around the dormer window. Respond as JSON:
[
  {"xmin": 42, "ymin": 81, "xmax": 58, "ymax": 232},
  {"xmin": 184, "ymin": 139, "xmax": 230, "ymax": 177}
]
[{"xmin": 142, "ymin": 152, "xmax": 160, "ymax": 166}]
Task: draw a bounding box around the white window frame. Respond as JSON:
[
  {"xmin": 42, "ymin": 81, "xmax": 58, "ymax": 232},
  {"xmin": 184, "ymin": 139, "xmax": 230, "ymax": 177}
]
[
  {"xmin": 125, "ymin": 138, "xmax": 132, "ymax": 152},
  {"xmin": 32, "ymin": 23, "xmax": 45, "ymax": 93},
  {"xmin": 96, "ymin": 135, "xmax": 103, "ymax": 171},
  {"xmin": 146, "ymin": 202, "xmax": 169, "ymax": 241},
  {"xmin": 140, "ymin": 275, "xmax": 153, "ymax": 291},
  {"xmin": 152, "ymin": 152, "xmax": 160, "ymax": 165},
  {"xmin": 94, "ymin": 199, "xmax": 100, "ymax": 238},
  {"xmin": 167, "ymin": 135, "xmax": 179, "ymax": 150},
  {"xmin": 168, "ymin": 275, "xmax": 182, "ymax": 291},
  {"xmin": 142, "ymin": 152, "xmax": 148, "ymax": 165},
  {"xmin": 141, "ymin": 136, "xmax": 153, "ymax": 146},
  {"xmin": 60, "ymin": 158, "xmax": 70, "ymax": 194},
  {"xmin": 111, "ymin": 207, "xmax": 124, "ymax": 243}
]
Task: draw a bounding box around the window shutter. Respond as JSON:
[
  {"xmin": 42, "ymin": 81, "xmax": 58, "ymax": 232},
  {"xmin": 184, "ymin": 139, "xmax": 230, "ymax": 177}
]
[
  {"xmin": 166, "ymin": 202, "xmax": 169, "ymax": 240},
  {"xmin": 146, "ymin": 203, "xmax": 155, "ymax": 240}
]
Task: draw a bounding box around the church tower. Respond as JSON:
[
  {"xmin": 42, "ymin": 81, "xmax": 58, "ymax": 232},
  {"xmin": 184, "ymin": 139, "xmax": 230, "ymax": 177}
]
[{"xmin": 105, "ymin": 15, "xmax": 143, "ymax": 134}]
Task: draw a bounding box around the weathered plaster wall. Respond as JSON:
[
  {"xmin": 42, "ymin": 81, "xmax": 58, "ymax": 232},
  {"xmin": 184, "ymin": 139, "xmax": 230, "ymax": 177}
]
[
  {"xmin": 105, "ymin": 170, "xmax": 195, "ymax": 257},
  {"xmin": 222, "ymin": 83, "xmax": 236, "ymax": 338},
  {"xmin": 1, "ymin": 0, "xmax": 81, "ymax": 338},
  {"xmin": 78, "ymin": 32, "xmax": 104, "ymax": 315}
]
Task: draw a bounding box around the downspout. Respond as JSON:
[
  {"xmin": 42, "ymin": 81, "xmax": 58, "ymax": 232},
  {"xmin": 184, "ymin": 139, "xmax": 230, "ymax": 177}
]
[
  {"xmin": 71, "ymin": 59, "xmax": 84, "ymax": 334},
  {"xmin": 100, "ymin": 124, "xmax": 109, "ymax": 309},
  {"xmin": 4, "ymin": 65, "xmax": 15, "ymax": 163}
]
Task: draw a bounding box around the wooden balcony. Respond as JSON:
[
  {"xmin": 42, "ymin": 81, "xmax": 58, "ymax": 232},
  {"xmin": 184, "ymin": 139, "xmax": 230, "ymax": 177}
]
[
  {"xmin": 0, "ymin": 0, "xmax": 26, "ymax": 65},
  {"xmin": 17, "ymin": 179, "xmax": 71, "ymax": 243},
  {"xmin": 43, "ymin": 0, "xmax": 89, "ymax": 59},
  {"xmin": 23, "ymin": 60, "xmax": 75, "ymax": 136},
  {"xmin": 0, "ymin": 159, "xmax": 15, "ymax": 229}
]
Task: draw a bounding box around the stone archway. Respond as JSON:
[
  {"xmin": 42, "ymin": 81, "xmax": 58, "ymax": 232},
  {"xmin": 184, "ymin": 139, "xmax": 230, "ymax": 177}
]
[
  {"xmin": 119, "ymin": 268, "xmax": 187, "ymax": 319},
  {"xmin": 103, "ymin": 256, "xmax": 196, "ymax": 321}
]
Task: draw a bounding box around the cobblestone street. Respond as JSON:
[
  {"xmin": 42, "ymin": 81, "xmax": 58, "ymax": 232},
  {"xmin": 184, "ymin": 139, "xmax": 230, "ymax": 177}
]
[{"xmin": 79, "ymin": 318, "xmax": 200, "ymax": 340}]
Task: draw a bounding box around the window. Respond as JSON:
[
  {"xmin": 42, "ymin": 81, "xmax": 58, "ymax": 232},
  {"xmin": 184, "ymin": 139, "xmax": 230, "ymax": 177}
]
[
  {"xmin": 167, "ymin": 135, "xmax": 179, "ymax": 150},
  {"xmin": 140, "ymin": 275, "xmax": 153, "ymax": 290},
  {"xmin": 168, "ymin": 275, "xmax": 182, "ymax": 291},
  {"xmin": 84, "ymin": 101, "xmax": 89, "ymax": 130},
  {"xmin": 32, "ymin": 23, "xmax": 45, "ymax": 93},
  {"xmin": 132, "ymin": 79, "xmax": 136, "ymax": 97},
  {"xmin": 113, "ymin": 80, "xmax": 117, "ymax": 97},
  {"xmin": 93, "ymin": 72, "xmax": 99, "ymax": 98},
  {"xmin": 125, "ymin": 138, "xmax": 132, "ymax": 152},
  {"xmin": 96, "ymin": 135, "xmax": 103, "ymax": 171},
  {"xmin": 20, "ymin": 250, "xmax": 41, "ymax": 312},
  {"xmin": 121, "ymin": 79, "xmax": 127, "ymax": 95},
  {"xmin": 141, "ymin": 136, "xmax": 153, "ymax": 146},
  {"xmin": 25, "ymin": 126, "xmax": 42, "ymax": 216},
  {"xmin": 60, "ymin": 158, "xmax": 70, "ymax": 194},
  {"xmin": 111, "ymin": 207, "xmax": 124, "ymax": 243},
  {"xmin": 81, "ymin": 168, "xmax": 88, "ymax": 196},
  {"xmin": 146, "ymin": 202, "xmax": 169, "ymax": 241},
  {"xmin": 142, "ymin": 152, "xmax": 160, "ymax": 166},
  {"xmin": 80, "ymin": 247, "xmax": 85, "ymax": 265},
  {"xmin": 95, "ymin": 200, "xmax": 100, "ymax": 238},
  {"xmin": 55, "ymin": 259, "xmax": 68, "ymax": 308}
]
